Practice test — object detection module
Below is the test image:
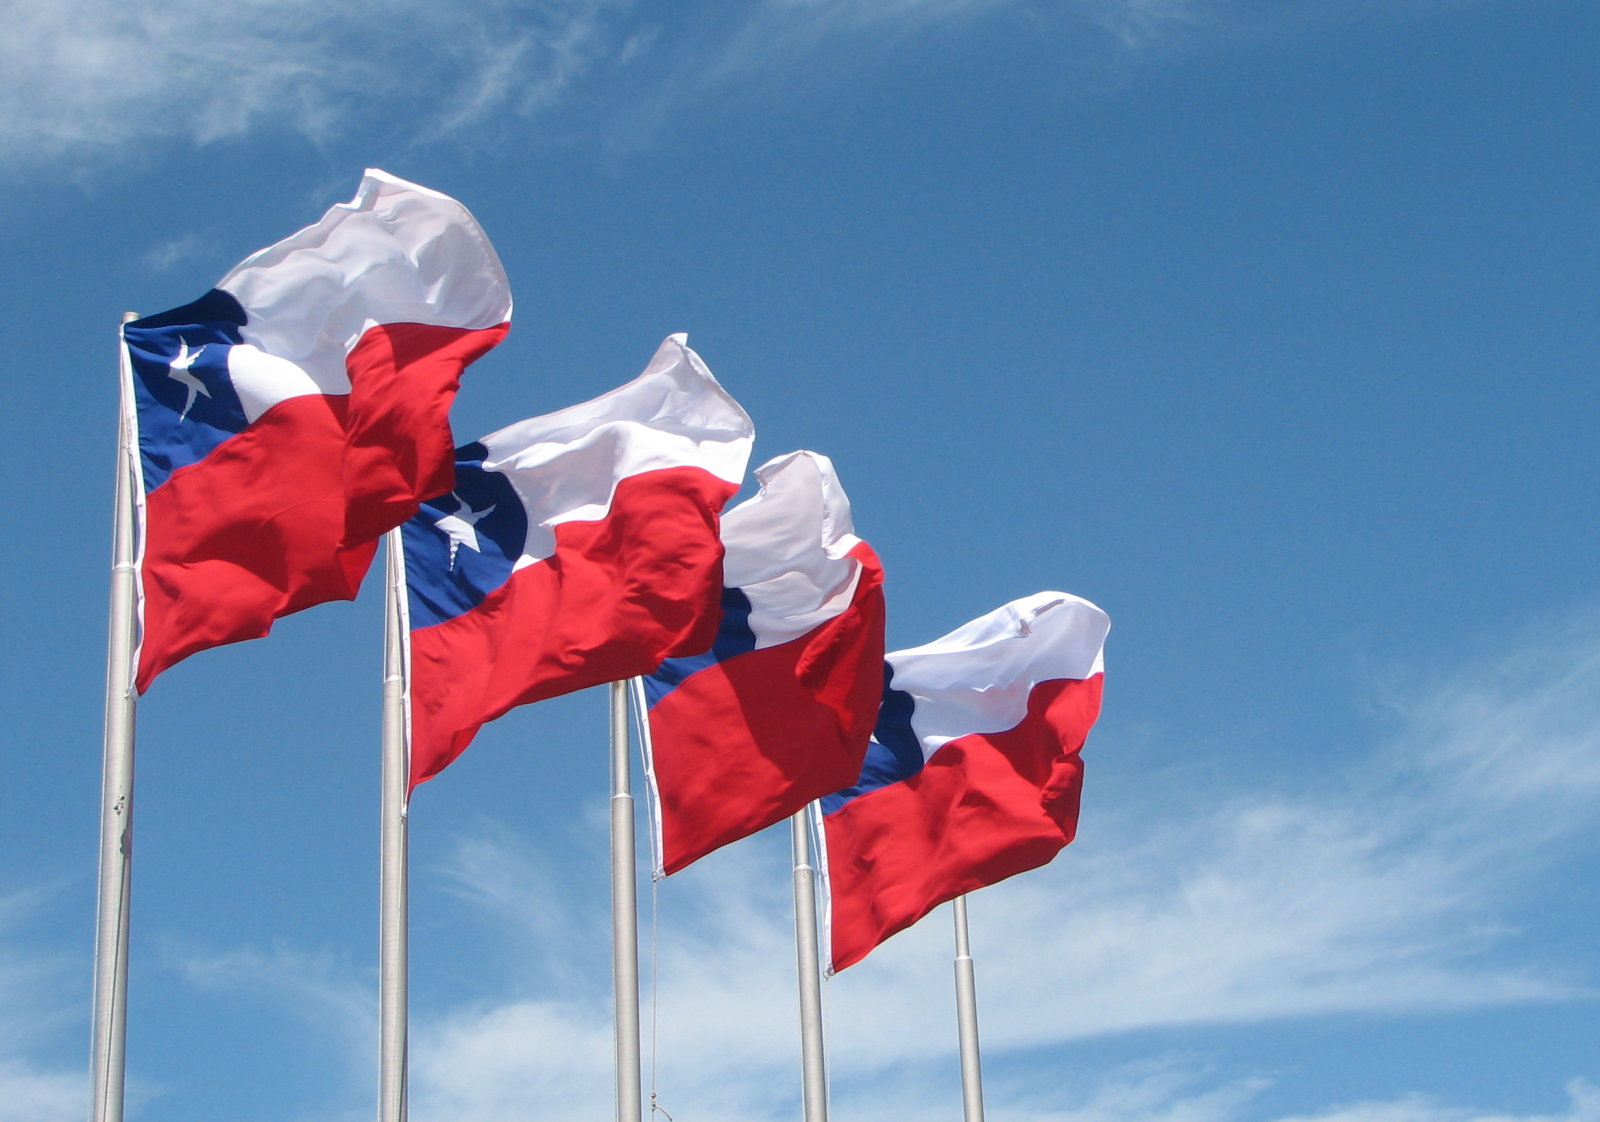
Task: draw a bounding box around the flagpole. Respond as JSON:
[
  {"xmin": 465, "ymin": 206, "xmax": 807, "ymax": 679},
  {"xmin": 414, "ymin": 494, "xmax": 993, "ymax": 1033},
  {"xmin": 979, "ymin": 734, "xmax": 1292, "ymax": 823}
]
[
  {"xmin": 611, "ymin": 680, "xmax": 642, "ymax": 1122},
  {"xmin": 379, "ymin": 530, "xmax": 409, "ymax": 1122},
  {"xmin": 89, "ymin": 313, "xmax": 142, "ymax": 1122},
  {"xmin": 790, "ymin": 810, "xmax": 829, "ymax": 1122},
  {"xmin": 952, "ymin": 895, "xmax": 985, "ymax": 1122}
]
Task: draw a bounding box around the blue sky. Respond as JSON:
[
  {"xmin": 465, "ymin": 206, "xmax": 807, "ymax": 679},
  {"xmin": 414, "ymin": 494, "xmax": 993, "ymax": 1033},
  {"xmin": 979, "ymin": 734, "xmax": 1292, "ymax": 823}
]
[{"xmin": 2, "ymin": 1, "xmax": 1598, "ymax": 1119}]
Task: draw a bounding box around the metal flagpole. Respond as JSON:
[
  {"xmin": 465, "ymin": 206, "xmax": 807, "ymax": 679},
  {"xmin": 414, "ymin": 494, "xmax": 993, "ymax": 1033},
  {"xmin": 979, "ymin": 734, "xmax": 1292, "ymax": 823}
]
[
  {"xmin": 790, "ymin": 810, "xmax": 829, "ymax": 1122},
  {"xmin": 611, "ymin": 680, "xmax": 642, "ymax": 1122},
  {"xmin": 379, "ymin": 531, "xmax": 410, "ymax": 1122},
  {"xmin": 951, "ymin": 895, "xmax": 986, "ymax": 1122},
  {"xmin": 90, "ymin": 313, "xmax": 142, "ymax": 1122}
]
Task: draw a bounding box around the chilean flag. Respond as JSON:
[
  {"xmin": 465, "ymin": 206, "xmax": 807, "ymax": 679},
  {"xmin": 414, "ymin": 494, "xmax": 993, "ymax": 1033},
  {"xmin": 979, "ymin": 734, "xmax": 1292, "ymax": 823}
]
[
  {"xmin": 817, "ymin": 591, "xmax": 1109, "ymax": 972},
  {"xmin": 121, "ymin": 170, "xmax": 512, "ymax": 691},
  {"xmin": 403, "ymin": 334, "xmax": 755, "ymax": 789},
  {"xmin": 638, "ymin": 450, "xmax": 886, "ymax": 876}
]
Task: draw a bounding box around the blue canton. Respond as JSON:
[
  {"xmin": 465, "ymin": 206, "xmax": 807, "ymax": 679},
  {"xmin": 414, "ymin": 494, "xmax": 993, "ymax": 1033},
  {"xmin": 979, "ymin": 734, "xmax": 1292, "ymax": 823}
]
[
  {"xmin": 819, "ymin": 663, "xmax": 922, "ymax": 816},
  {"xmin": 123, "ymin": 289, "xmax": 251, "ymax": 493},
  {"xmin": 640, "ymin": 587, "xmax": 758, "ymax": 709},
  {"xmin": 404, "ymin": 444, "xmax": 528, "ymax": 628}
]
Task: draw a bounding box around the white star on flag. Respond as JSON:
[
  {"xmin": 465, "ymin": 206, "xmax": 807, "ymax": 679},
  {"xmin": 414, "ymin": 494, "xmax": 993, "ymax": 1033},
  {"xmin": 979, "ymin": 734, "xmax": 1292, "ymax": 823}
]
[
  {"xmin": 168, "ymin": 340, "xmax": 212, "ymax": 420},
  {"xmin": 433, "ymin": 495, "xmax": 497, "ymax": 570}
]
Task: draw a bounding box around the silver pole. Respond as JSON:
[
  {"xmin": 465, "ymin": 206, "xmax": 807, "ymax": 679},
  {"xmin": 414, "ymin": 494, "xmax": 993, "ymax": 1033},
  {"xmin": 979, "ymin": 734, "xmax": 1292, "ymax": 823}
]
[
  {"xmin": 89, "ymin": 313, "xmax": 141, "ymax": 1122},
  {"xmin": 790, "ymin": 811, "xmax": 829, "ymax": 1122},
  {"xmin": 952, "ymin": 895, "xmax": 985, "ymax": 1122},
  {"xmin": 379, "ymin": 531, "xmax": 409, "ymax": 1122},
  {"xmin": 611, "ymin": 681, "xmax": 642, "ymax": 1122}
]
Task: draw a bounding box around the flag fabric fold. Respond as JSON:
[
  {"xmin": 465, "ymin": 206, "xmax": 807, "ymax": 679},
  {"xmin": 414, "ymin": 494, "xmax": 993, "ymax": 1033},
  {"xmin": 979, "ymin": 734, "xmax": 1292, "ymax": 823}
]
[
  {"xmin": 121, "ymin": 169, "xmax": 512, "ymax": 691},
  {"xmin": 817, "ymin": 591, "xmax": 1109, "ymax": 972},
  {"xmin": 638, "ymin": 450, "xmax": 886, "ymax": 876},
  {"xmin": 403, "ymin": 334, "xmax": 755, "ymax": 789}
]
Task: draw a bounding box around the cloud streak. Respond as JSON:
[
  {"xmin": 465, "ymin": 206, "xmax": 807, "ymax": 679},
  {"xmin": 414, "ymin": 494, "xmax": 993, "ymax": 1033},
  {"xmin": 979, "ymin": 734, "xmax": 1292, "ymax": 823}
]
[
  {"xmin": 1272, "ymin": 1077, "xmax": 1600, "ymax": 1122},
  {"xmin": 0, "ymin": 889, "xmax": 91, "ymax": 1122},
  {"xmin": 0, "ymin": 0, "xmax": 625, "ymax": 172},
  {"xmin": 0, "ymin": 0, "xmax": 1390, "ymax": 174},
  {"xmin": 902, "ymin": 1061, "xmax": 1600, "ymax": 1122}
]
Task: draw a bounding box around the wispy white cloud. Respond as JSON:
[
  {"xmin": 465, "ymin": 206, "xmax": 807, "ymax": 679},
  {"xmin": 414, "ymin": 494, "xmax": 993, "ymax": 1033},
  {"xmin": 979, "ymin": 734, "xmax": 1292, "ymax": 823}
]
[
  {"xmin": 0, "ymin": 888, "xmax": 75, "ymax": 1054},
  {"xmin": 0, "ymin": 889, "xmax": 88, "ymax": 1122},
  {"xmin": 159, "ymin": 940, "xmax": 376, "ymax": 1120},
  {"xmin": 1, "ymin": 0, "xmax": 1431, "ymax": 174},
  {"xmin": 138, "ymin": 233, "xmax": 209, "ymax": 275},
  {"xmin": 1083, "ymin": 0, "xmax": 1210, "ymax": 47},
  {"xmin": 428, "ymin": 822, "xmax": 612, "ymax": 992},
  {"xmin": 0, "ymin": 1060, "xmax": 82, "ymax": 1122},
  {"xmin": 984, "ymin": 1058, "xmax": 1276, "ymax": 1122},
  {"xmin": 1271, "ymin": 1077, "xmax": 1600, "ymax": 1122},
  {"xmin": 905, "ymin": 1061, "xmax": 1600, "ymax": 1122},
  {"xmin": 710, "ymin": 0, "xmax": 1204, "ymax": 45},
  {"xmin": 0, "ymin": 0, "xmax": 625, "ymax": 172},
  {"xmin": 170, "ymin": 940, "xmax": 374, "ymax": 1064}
]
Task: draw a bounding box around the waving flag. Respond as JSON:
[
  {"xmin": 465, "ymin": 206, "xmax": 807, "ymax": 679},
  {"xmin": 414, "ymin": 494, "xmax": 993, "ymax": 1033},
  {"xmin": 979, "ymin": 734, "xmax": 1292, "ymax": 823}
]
[
  {"xmin": 638, "ymin": 451, "xmax": 885, "ymax": 876},
  {"xmin": 403, "ymin": 334, "xmax": 754, "ymax": 789},
  {"xmin": 121, "ymin": 170, "xmax": 512, "ymax": 691},
  {"xmin": 818, "ymin": 592, "xmax": 1109, "ymax": 972}
]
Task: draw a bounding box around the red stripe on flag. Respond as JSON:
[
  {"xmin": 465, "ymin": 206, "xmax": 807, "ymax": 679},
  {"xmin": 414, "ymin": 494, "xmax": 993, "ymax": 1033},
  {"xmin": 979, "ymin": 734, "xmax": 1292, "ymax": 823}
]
[
  {"xmin": 342, "ymin": 320, "xmax": 511, "ymax": 545},
  {"xmin": 137, "ymin": 394, "xmax": 377, "ymax": 692},
  {"xmin": 824, "ymin": 673, "xmax": 1103, "ymax": 971}
]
